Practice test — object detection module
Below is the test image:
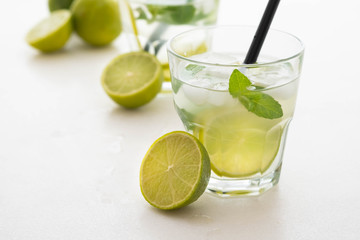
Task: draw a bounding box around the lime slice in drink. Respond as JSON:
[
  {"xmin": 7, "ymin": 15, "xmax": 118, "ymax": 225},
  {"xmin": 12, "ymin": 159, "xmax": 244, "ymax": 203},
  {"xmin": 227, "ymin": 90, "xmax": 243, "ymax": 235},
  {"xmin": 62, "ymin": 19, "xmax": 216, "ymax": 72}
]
[
  {"xmin": 199, "ymin": 111, "xmax": 282, "ymax": 178},
  {"xmin": 101, "ymin": 51, "xmax": 163, "ymax": 108},
  {"xmin": 178, "ymin": 41, "xmax": 208, "ymax": 57},
  {"xmin": 26, "ymin": 10, "xmax": 72, "ymax": 52},
  {"xmin": 140, "ymin": 131, "xmax": 211, "ymax": 210}
]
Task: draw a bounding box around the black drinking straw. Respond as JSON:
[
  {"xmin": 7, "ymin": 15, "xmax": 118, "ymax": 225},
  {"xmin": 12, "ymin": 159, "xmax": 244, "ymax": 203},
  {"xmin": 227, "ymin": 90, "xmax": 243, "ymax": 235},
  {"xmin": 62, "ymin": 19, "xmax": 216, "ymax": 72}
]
[{"xmin": 244, "ymin": 0, "xmax": 281, "ymax": 64}]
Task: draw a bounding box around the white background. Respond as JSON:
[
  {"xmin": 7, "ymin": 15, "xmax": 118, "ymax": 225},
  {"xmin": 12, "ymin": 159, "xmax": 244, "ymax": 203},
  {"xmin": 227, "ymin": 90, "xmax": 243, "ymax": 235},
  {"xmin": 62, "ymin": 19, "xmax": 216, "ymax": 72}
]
[{"xmin": 1, "ymin": 0, "xmax": 360, "ymax": 239}]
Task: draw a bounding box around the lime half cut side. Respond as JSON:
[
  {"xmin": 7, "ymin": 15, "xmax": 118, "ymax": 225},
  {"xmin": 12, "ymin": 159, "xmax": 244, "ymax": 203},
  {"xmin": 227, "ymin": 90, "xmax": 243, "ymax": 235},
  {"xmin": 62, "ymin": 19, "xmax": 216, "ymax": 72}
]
[
  {"xmin": 199, "ymin": 111, "xmax": 282, "ymax": 178},
  {"xmin": 140, "ymin": 131, "xmax": 211, "ymax": 210},
  {"xmin": 26, "ymin": 10, "xmax": 72, "ymax": 52},
  {"xmin": 101, "ymin": 51, "xmax": 163, "ymax": 108}
]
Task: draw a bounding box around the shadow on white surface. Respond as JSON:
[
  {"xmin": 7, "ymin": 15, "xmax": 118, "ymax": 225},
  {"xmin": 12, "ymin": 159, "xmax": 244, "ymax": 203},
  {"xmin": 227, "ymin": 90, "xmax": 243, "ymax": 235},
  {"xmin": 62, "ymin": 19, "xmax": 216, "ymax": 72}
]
[{"xmin": 139, "ymin": 187, "xmax": 285, "ymax": 239}]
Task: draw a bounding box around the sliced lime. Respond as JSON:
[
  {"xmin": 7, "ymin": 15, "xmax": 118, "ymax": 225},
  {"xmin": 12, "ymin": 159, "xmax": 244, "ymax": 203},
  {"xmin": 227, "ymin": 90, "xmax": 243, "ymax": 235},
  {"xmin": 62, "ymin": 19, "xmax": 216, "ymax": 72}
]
[
  {"xmin": 198, "ymin": 110, "xmax": 282, "ymax": 178},
  {"xmin": 177, "ymin": 41, "xmax": 208, "ymax": 57},
  {"xmin": 101, "ymin": 51, "xmax": 163, "ymax": 108},
  {"xmin": 26, "ymin": 10, "xmax": 72, "ymax": 52},
  {"xmin": 140, "ymin": 131, "xmax": 210, "ymax": 210}
]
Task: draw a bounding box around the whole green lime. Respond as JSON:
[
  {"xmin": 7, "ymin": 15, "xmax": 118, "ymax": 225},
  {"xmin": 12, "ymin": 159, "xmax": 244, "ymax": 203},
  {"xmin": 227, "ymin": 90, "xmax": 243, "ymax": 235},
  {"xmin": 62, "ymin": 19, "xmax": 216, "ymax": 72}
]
[
  {"xmin": 48, "ymin": 0, "xmax": 74, "ymax": 12},
  {"xmin": 71, "ymin": 0, "xmax": 122, "ymax": 46}
]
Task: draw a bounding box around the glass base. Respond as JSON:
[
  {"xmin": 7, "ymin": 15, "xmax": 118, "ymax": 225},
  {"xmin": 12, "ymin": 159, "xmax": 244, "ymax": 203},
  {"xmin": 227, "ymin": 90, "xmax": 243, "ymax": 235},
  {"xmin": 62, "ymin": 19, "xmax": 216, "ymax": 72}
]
[{"xmin": 206, "ymin": 164, "xmax": 282, "ymax": 197}]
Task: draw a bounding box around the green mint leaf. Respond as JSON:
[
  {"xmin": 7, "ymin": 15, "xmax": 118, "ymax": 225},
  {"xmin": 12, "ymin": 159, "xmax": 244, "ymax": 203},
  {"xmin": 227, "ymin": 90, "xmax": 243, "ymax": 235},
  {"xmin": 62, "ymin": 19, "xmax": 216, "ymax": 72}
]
[
  {"xmin": 239, "ymin": 91, "xmax": 283, "ymax": 119},
  {"xmin": 229, "ymin": 69, "xmax": 283, "ymax": 119},
  {"xmin": 185, "ymin": 64, "xmax": 205, "ymax": 75},
  {"xmin": 172, "ymin": 78, "xmax": 182, "ymax": 94},
  {"xmin": 229, "ymin": 69, "xmax": 252, "ymax": 97},
  {"xmin": 167, "ymin": 5, "xmax": 196, "ymax": 24},
  {"xmin": 136, "ymin": 7, "xmax": 148, "ymax": 20},
  {"xmin": 174, "ymin": 106, "xmax": 196, "ymax": 131}
]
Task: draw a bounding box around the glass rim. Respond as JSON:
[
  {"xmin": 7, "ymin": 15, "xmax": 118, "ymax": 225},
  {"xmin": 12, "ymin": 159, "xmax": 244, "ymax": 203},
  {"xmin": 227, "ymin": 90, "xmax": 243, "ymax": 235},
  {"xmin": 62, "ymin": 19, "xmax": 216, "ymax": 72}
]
[{"xmin": 167, "ymin": 25, "xmax": 305, "ymax": 68}]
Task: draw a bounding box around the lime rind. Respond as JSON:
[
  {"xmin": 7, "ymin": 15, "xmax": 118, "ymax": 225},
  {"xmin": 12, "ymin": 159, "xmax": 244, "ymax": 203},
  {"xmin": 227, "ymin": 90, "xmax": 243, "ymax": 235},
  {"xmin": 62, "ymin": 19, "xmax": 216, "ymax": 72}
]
[
  {"xmin": 140, "ymin": 131, "xmax": 210, "ymax": 210},
  {"xmin": 26, "ymin": 10, "xmax": 72, "ymax": 52}
]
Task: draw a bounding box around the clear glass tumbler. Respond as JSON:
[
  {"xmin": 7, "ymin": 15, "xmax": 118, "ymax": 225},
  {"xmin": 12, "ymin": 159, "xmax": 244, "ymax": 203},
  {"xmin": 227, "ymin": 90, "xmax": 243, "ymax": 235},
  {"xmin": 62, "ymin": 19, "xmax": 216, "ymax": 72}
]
[
  {"xmin": 167, "ymin": 26, "xmax": 304, "ymax": 196},
  {"xmin": 128, "ymin": 0, "xmax": 220, "ymax": 92}
]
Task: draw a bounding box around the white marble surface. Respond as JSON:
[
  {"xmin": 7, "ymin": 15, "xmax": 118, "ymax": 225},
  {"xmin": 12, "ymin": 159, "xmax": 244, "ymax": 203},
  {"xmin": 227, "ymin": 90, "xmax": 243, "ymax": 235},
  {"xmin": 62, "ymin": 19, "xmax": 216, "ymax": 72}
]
[{"xmin": 1, "ymin": 0, "xmax": 360, "ymax": 239}]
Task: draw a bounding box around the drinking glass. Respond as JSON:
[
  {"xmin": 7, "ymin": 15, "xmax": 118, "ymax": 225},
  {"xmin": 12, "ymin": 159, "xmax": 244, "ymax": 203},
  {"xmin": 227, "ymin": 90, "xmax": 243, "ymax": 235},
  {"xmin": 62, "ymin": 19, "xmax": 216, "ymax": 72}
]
[
  {"xmin": 167, "ymin": 26, "xmax": 304, "ymax": 196},
  {"xmin": 128, "ymin": 0, "xmax": 220, "ymax": 92}
]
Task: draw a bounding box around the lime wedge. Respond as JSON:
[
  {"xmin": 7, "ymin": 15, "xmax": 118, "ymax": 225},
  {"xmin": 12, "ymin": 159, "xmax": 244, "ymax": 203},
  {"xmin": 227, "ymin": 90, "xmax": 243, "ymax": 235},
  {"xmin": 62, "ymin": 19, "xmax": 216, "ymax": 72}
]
[
  {"xmin": 26, "ymin": 10, "xmax": 72, "ymax": 52},
  {"xmin": 177, "ymin": 41, "xmax": 208, "ymax": 57},
  {"xmin": 199, "ymin": 111, "xmax": 282, "ymax": 178},
  {"xmin": 101, "ymin": 51, "xmax": 163, "ymax": 108},
  {"xmin": 140, "ymin": 131, "xmax": 211, "ymax": 210}
]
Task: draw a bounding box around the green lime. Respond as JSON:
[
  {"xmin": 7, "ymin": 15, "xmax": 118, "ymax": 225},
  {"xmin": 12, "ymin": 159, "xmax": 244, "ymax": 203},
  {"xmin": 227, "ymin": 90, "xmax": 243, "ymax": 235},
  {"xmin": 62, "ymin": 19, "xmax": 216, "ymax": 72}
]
[
  {"xmin": 140, "ymin": 131, "xmax": 211, "ymax": 210},
  {"xmin": 198, "ymin": 110, "xmax": 282, "ymax": 178},
  {"xmin": 26, "ymin": 10, "xmax": 72, "ymax": 52},
  {"xmin": 48, "ymin": 0, "xmax": 74, "ymax": 12},
  {"xmin": 71, "ymin": 0, "xmax": 122, "ymax": 46},
  {"xmin": 101, "ymin": 51, "xmax": 163, "ymax": 108}
]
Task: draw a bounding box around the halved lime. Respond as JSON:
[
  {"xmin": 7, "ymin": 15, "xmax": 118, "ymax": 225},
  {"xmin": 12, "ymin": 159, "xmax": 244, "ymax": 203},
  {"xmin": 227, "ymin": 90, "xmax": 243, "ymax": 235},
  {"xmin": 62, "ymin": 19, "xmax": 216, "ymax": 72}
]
[
  {"xmin": 101, "ymin": 51, "xmax": 163, "ymax": 108},
  {"xmin": 198, "ymin": 111, "xmax": 282, "ymax": 178},
  {"xmin": 140, "ymin": 131, "xmax": 211, "ymax": 210},
  {"xmin": 26, "ymin": 10, "xmax": 72, "ymax": 52}
]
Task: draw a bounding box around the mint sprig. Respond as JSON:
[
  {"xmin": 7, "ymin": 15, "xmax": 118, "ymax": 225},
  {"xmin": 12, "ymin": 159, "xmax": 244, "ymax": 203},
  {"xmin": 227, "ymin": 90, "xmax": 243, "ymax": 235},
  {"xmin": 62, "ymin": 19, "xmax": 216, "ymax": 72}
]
[
  {"xmin": 229, "ymin": 69, "xmax": 283, "ymax": 119},
  {"xmin": 185, "ymin": 64, "xmax": 205, "ymax": 75}
]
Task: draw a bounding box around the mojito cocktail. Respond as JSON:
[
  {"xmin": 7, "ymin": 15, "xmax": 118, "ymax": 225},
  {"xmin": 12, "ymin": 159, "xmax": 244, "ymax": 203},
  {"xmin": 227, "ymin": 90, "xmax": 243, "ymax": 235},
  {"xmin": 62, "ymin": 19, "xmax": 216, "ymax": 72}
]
[
  {"xmin": 167, "ymin": 26, "xmax": 304, "ymax": 196},
  {"xmin": 128, "ymin": 0, "xmax": 219, "ymax": 91}
]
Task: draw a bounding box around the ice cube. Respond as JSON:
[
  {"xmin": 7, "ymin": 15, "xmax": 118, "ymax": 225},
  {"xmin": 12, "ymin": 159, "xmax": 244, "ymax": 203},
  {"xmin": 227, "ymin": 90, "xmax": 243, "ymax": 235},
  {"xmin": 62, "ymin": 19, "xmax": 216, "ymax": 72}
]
[
  {"xmin": 190, "ymin": 52, "xmax": 238, "ymax": 65},
  {"xmin": 207, "ymin": 89, "xmax": 229, "ymax": 106},
  {"xmin": 246, "ymin": 63, "xmax": 294, "ymax": 87},
  {"xmin": 194, "ymin": 66, "xmax": 234, "ymax": 88},
  {"xmin": 182, "ymin": 80, "xmax": 209, "ymax": 105}
]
